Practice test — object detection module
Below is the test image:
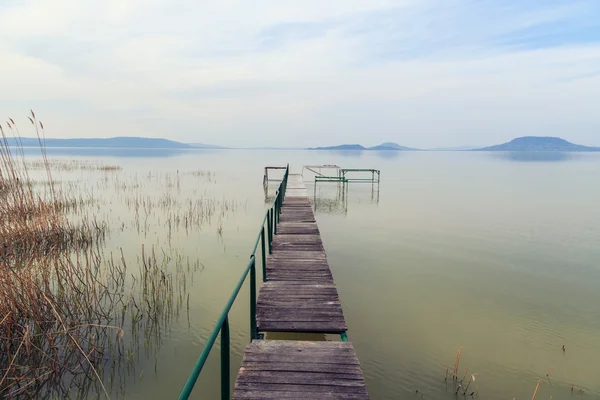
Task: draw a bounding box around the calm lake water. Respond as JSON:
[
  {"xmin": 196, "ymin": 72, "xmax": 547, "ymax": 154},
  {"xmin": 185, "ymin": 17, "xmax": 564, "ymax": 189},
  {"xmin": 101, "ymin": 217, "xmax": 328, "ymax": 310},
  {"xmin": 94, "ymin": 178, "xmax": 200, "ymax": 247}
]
[{"xmin": 24, "ymin": 149, "xmax": 600, "ymax": 399}]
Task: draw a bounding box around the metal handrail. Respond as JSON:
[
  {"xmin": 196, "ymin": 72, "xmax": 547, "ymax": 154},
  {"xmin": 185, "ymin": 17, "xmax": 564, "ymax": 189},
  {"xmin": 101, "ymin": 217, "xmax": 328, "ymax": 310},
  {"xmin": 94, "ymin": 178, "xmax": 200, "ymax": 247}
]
[{"xmin": 178, "ymin": 164, "xmax": 289, "ymax": 400}]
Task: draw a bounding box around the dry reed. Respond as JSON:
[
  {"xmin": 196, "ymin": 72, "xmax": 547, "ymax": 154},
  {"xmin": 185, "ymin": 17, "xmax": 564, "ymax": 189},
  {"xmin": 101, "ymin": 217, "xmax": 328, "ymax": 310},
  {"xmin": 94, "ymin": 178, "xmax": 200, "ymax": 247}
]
[
  {"xmin": 453, "ymin": 347, "xmax": 463, "ymax": 379},
  {"xmin": 531, "ymin": 380, "xmax": 541, "ymax": 400},
  {"xmin": 1, "ymin": 113, "xmax": 221, "ymax": 397}
]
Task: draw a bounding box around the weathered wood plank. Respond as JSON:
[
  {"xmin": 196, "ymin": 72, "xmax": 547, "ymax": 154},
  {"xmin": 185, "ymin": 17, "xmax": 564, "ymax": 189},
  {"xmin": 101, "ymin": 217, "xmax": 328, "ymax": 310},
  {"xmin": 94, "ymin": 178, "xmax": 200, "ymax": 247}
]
[
  {"xmin": 277, "ymin": 225, "xmax": 320, "ymax": 235},
  {"xmin": 260, "ymin": 283, "xmax": 339, "ymax": 291},
  {"xmin": 266, "ymin": 276, "xmax": 334, "ymax": 284},
  {"xmin": 257, "ymin": 321, "xmax": 346, "ymax": 333},
  {"xmin": 273, "ymin": 234, "xmax": 322, "ymax": 243},
  {"xmin": 233, "ymin": 392, "xmax": 368, "ymax": 399},
  {"xmin": 265, "ymin": 275, "xmax": 334, "ymax": 283},
  {"xmin": 236, "ymin": 371, "xmax": 366, "ymax": 385},
  {"xmin": 232, "ymin": 340, "xmax": 369, "ymax": 399},
  {"xmin": 266, "ymin": 264, "xmax": 331, "ymax": 270},
  {"xmin": 257, "ymin": 301, "xmax": 341, "ymax": 307},
  {"xmin": 267, "ymin": 258, "xmax": 328, "ymax": 264},
  {"xmin": 280, "ymin": 215, "xmax": 316, "ymax": 223},
  {"xmin": 268, "ymin": 251, "xmax": 327, "ymax": 259},
  {"xmin": 241, "ymin": 362, "xmax": 363, "ymax": 374},
  {"xmin": 242, "ymin": 354, "xmax": 360, "ymax": 364}
]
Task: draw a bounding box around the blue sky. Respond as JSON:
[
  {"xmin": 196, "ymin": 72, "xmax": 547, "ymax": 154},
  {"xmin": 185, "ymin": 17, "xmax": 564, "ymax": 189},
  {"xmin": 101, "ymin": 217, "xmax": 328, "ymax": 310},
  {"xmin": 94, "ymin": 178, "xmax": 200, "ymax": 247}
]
[{"xmin": 0, "ymin": 0, "xmax": 599, "ymax": 148}]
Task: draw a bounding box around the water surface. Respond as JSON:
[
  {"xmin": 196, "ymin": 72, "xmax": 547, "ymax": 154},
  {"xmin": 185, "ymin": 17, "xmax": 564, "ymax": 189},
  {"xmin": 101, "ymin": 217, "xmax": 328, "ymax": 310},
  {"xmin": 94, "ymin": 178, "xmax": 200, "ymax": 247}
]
[{"xmin": 26, "ymin": 149, "xmax": 600, "ymax": 399}]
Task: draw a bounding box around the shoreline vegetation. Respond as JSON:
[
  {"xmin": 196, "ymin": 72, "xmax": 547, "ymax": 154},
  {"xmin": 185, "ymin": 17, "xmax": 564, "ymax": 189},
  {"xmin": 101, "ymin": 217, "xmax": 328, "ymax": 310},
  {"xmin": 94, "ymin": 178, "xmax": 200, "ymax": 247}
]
[
  {"xmin": 1, "ymin": 112, "xmax": 115, "ymax": 397},
  {"xmin": 0, "ymin": 112, "xmax": 234, "ymax": 398}
]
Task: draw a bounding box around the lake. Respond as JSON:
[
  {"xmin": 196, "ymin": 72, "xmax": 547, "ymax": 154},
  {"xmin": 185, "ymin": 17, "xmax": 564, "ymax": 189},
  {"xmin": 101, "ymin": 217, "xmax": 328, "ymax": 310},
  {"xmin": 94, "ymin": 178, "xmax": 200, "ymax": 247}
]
[{"xmin": 12, "ymin": 148, "xmax": 600, "ymax": 399}]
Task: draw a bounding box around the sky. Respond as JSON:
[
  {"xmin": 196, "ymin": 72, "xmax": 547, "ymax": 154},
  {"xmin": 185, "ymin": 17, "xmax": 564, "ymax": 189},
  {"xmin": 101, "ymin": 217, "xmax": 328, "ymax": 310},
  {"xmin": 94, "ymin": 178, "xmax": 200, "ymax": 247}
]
[{"xmin": 0, "ymin": 0, "xmax": 599, "ymax": 148}]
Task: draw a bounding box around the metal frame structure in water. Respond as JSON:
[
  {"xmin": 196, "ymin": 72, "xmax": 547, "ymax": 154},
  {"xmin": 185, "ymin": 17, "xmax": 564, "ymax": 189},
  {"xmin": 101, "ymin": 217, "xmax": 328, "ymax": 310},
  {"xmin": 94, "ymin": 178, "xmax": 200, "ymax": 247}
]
[
  {"xmin": 338, "ymin": 168, "xmax": 381, "ymax": 183},
  {"xmin": 263, "ymin": 166, "xmax": 287, "ymax": 183}
]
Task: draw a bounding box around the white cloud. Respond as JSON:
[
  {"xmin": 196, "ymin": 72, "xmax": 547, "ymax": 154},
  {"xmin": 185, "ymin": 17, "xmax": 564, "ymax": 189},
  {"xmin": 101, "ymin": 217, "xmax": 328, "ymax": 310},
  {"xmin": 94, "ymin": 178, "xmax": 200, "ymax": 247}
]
[{"xmin": 0, "ymin": 0, "xmax": 599, "ymax": 147}]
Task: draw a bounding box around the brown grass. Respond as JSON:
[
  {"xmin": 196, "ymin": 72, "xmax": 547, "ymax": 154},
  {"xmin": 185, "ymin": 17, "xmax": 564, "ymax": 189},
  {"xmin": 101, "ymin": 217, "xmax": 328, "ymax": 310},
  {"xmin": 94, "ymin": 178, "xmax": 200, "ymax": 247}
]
[
  {"xmin": 0, "ymin": 113, "xmax": 210, "ymax": 397},
  {"xmin": 0, "ymin": 113, "xmax": 116, "ymax": 396}
]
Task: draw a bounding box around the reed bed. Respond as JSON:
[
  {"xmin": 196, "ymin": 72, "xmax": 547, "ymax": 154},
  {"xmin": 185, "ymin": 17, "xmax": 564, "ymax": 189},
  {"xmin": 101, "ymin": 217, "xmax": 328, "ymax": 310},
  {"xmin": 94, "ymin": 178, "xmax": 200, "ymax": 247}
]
[
  {"xmin": 1, "ymin": 113, "xmax": 239, "ymax": 397},
  {"xmin": 0, "ymin": 114, "xmax": 116, "ymax": 396},
  {"xmin": 26, "ymin": 160, "xmax": 122, "ymax": 172},
  {"xmin": 187, "ymin": 170, "xmax": 215, "ymax": 182},
  {"xmin": 0, "ymin": 118, "xmax": 105, "ymax": 264}
]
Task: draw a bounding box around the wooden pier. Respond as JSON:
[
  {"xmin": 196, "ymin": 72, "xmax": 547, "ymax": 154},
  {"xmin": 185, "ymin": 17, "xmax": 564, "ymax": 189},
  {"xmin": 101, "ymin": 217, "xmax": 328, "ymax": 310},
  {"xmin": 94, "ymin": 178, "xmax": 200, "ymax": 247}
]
[
  {"xmin": 178, "ymin": 168, "xmax": 368, "ymax": 400},
  {"xmin": 232, "ymin": 174, "xmax": 369, "ymax": 399}
]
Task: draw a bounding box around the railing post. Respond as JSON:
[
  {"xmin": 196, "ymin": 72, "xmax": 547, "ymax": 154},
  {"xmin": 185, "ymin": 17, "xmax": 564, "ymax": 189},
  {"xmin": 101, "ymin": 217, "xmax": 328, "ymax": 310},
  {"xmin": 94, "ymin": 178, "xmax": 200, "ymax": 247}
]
[
  {"xmin": 261, "ymin": 227, "xmax": 267, "ymax": 282},
  {"xmin": 221, "ymin": 316, "xmax": 230, "ymax": 400},
  {"xmin": 250, "ymin": 257, "xmax": 257, "ymax": 340},
  {"xmin": 268, "ymin": 209, "xmax": 273, "ymax": 253}
]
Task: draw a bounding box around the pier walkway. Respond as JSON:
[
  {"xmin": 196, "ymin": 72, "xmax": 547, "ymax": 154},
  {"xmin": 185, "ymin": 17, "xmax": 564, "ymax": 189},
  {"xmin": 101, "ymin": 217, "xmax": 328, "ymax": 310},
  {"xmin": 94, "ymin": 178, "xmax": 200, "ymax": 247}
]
[{"xmin": 179, "ymin": 167, "xmax": 369, "ymax": 400}]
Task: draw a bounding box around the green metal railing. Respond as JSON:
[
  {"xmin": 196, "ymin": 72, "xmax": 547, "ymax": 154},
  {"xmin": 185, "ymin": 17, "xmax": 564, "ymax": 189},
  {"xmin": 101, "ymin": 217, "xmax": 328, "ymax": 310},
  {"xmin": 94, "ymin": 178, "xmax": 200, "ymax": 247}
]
[
  {"xmin": 315, "ymin": 176, "xmax": 348, "ymax": 183},
  {"xmin": 178, "ymin": 165, "xmax": 289, "ymax": 400},
  {"xmin": 339, "ymin": 168, "xmax": 380, "ymax": 183}
]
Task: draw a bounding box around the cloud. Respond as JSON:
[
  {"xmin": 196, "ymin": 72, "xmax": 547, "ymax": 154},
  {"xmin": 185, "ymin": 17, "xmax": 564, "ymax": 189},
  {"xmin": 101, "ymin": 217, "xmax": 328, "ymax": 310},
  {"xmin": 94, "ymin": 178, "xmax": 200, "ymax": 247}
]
[{"xmin": 0, "ymin": 0, "xmax": 599, "ymax": 147}]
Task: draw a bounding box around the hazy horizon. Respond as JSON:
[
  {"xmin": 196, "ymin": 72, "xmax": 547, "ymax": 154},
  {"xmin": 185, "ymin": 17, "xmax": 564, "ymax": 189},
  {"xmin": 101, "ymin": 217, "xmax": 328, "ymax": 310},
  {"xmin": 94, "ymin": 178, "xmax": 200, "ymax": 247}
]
[
  {"xmin": 7, "ymin": 135, "xmax": 600, "ymax": 151},
  {"xmin": 1, "ymin": 1, "xmax": 599, "ymax": 148}
]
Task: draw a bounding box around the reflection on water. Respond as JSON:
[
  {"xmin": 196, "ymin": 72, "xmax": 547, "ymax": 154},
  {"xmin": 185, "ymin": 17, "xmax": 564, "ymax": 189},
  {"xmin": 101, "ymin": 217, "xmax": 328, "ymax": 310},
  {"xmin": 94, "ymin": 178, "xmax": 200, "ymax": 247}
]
[
  {"xmin": 311, "ymin": 181, "xmax": 380, "ymax": 215},
  {"xmin": 491, "ymin": 151, "xmax": 577, "ymax": 162},
  {"xmin": 314, "ymin": 183, "xmax": 348, "ymax": 215},
  {"xmin": 11, "ymin": 149, "xmax": 600, "ymax": 399},
  {"xmin": 321, "ymin": 150, "xmax": 364, "ymax": 158},
  {"xmin": 374, "ymin": 150, "xmax": 403, "ymax": 159},
  {"xmin": 19, "ymin": 146, "xmax": 221, "ymax": 158}
]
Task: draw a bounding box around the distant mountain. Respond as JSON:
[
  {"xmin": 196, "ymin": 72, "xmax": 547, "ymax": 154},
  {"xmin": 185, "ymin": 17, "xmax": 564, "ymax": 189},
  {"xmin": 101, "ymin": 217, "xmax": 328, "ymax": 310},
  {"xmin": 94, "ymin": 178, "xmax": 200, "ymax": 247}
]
[
  {"xmin": 476, "ymin": 137, "xmax": 600, "ymax": 152},
  {"xmin": 5, "ymin": 136, "xmax": 191, "ymax": 149},
  {"xmin": 310, "ymin": 142, "xmax": 416, "ymax": 151},
  {"xmin": 369, "ymin": 142, "xmax": 417, "ymax": 151}
]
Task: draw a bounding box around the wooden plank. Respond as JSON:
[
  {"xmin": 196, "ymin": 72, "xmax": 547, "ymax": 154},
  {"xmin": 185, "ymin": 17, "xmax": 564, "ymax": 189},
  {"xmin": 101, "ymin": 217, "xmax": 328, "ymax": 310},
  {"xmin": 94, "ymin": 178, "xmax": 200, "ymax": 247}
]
[
  {"xmin": 279, "ymin": 216, "xmax": 316, "ymax": 222},
  {"xmin": 257, "ymin": 283, "xmax": 346, "ymax": 332},
  {"xmin": 267, "ymin": 257, "xmax": 329, "ymax": 264},
  {"xmin": 233, "ymin": 392, "xmax": 368, "ymax": 399},
  {"xmin": 257, "ymin": 316, "xmax": 346, "ymax": 332},
  {"xmin": 277, "ymin": 223, "xmax": 320, "ymax": 235},
  {"xmin": 273, "ymin": 235, "xmax": 322, "ymax": 243},
  {"xmin": 233, "ymin": 340, "xmax": 369, "ymax": 399},
  {"xmin": 233, "ymin": 393, "xmax": 367, "ymax": 399},
  {"xmin": 267, "ymin": 261, "xmax": 330, "ymax": 269},
  {"xmin": 236, "ymin": 371, "xmax": 366, "ymax": 384},
  {"xmin": 268, "ymin": 251, "xmax": 327, "ymax": 259},
  {"xmin": 241, "ymin": 362, "xmax": 363, "ymax": 374},
  {"xmin": 257, "ymin": 302, "xmax": 340, "ymax": 309},
  {"xmin": 265, "ymin": 274, "xmax": 334, "ymax": 283},
  {"xmin": 242, "ymin": 353, "xmax": 359, "ymax": 364},
  {"xmin": 265, "ymin": 277, "xmax": 334, "ymax": 284}
]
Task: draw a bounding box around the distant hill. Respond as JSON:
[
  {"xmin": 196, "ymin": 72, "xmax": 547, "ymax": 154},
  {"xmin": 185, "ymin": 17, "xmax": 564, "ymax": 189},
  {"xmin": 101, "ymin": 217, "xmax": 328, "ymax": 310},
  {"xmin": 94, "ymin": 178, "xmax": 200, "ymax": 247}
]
[
  {"xmin": 369, "ymin": 142, "xmax": 417, "ymax": 151},
  {"xmin": 5, "ymin": 136, "xmax": 191, "ymax": 149},
  {"xmin": 476, "ymin": 137, "xmax": 600, "ymax": 152},
  {"xmin": 310, "ymin": 142, "xmax": 416, "ymax": 151}
]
